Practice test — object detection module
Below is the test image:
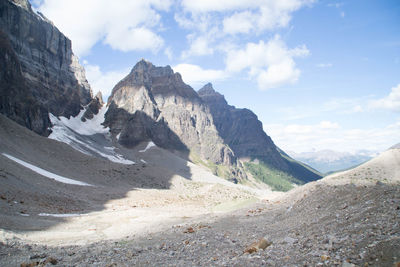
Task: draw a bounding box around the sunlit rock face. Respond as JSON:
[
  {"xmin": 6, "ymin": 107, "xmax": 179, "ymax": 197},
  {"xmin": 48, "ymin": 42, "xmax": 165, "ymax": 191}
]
[{"xmin": 105, "ymin": 60, "xmax": 245, "ymax": 180}]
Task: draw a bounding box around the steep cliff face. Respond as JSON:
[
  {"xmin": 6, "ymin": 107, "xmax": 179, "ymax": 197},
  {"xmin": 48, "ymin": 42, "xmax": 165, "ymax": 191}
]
[
  {"xmin": 0, "ymin": 0, "xmax": 92, "ymax": 135},
  {"xmin": 198, "ymin": 83, "xmax": 281, "ymax": 163},
  {"xmin": 198, "ymin": 83, "xmax": 322, "ymax": 185},
  {"xmin": 0, "ymin": 29, "xmax": 49, "ymax": 134},
  {"xmin": 105, "ymin": 60, "xmax": 244, "ymax": 179}
]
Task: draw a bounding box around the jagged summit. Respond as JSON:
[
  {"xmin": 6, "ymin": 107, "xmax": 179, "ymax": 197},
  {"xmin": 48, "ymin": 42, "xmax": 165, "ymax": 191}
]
[
  {"xmin": 109, "ymin": 60, "xmax": 193, "ymax": 105},
  {"xmin": 129, "ymin": 59, "xmax": 174, "ymax": 78},
  {"xmin": 94, "ymin": 91, "xmax": 104, "ymax": 105},
  {"xmin": 104, "ymin": 61, "xmax": 242, "ymax": 179},
  {"xmin": 198, "ymin": 83, "xmax": 216, "ymax": 95},
  {"xmin": 10, "ymin": 0, "xmax": 31, "ymax": 11}
]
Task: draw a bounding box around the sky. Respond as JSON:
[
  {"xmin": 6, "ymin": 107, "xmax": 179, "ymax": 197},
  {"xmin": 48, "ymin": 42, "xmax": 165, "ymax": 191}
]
[{"xmin": 32, "ymin": 0, "xmax": 400, "ymax": 154}]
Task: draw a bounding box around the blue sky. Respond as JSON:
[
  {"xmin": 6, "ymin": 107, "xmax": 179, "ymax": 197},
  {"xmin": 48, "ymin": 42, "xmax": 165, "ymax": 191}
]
[{"xmin": 32, "ymin": 0, "xmax": 400, "ymax": 153}]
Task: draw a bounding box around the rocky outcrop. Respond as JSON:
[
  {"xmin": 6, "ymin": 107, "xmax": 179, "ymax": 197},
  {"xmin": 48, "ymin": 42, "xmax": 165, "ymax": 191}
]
[
  {"xmin": 198, "ymin": 83, "xmax": 322, "ymax": 183},
  {"xmin": 82, "ymin": 91, "xmax": 104, "ymax": 121},
  {"xmin": 105, "ymin": 60, "xmax": 244, "ymax": 179},
  {"xmin": 0, "ymin": 0, "xmax": 92, "ymax": 135}
]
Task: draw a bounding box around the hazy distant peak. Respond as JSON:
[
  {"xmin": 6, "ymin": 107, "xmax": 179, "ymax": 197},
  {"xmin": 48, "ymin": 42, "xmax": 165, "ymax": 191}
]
[{"xmin": 390, "ymin": 143, "xmax": 400, "ymax": 150}]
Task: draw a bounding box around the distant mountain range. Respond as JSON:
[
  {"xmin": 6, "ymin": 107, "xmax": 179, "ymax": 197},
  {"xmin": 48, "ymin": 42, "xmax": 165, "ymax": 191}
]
[{"xmin": 288, "ymin": 149, "xmax": 376, "ymax": 174}]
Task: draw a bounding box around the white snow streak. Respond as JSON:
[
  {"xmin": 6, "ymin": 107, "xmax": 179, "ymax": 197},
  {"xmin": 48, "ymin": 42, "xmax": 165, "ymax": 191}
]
[
  {"xmin": 2, "ymin": 153, "xmax": 93, "ymax": 186},
  {"xmin": 139, "ymin": 141, "xmax": 156, "ymax": 152},
  {"xmin": 38, "ymin": 213, "xmax": 84, "ymax": 217}
]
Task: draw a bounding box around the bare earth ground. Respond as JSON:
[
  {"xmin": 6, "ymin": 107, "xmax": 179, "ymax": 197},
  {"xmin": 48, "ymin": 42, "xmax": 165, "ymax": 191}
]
[{"xmin": 0, "ymin": 115, "xmax": 399, "ymax": 266}]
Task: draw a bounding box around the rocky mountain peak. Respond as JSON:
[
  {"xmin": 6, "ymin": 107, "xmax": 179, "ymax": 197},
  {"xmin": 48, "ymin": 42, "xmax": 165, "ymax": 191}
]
[
  {"xmin": 198, "ymin": 83, "xmax": 216, "ymax": 95},
  {"xmin": 95, "ymin": 91, "xmax": 104, "ymax": 105},
  {"xmin": 10, "ymin": 0, "xmax": 31, "ymax": 11},
  {"xmin": 198, "ymin": 83, "xmax": 227, "ymax": 105},
  {"xmin": 130, "ymin": 59, "xmax": 174, "ymax": 79}
]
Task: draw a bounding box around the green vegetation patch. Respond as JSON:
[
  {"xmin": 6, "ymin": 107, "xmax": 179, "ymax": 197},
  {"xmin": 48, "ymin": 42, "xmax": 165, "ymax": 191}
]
[{"xmin": 244, "ymin": 161, "xmax": 304, "ymax": 192}]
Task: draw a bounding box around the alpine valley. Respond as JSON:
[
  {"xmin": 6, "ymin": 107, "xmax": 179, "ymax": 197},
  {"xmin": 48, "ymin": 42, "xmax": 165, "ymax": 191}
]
[{"xmin": 0, "ymin": 1, "xmax": 399, "ymax": 266}]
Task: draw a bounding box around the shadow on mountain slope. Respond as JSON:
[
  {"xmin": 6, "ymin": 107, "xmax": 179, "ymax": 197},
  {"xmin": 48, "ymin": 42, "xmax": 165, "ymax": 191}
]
[
  {"xmin": 104, "ymin": 104, "xmax": 190, "ymax": 161},
  {"xmin": 0, "ymin": 113, "xmax": 191, "ymax": 232}
]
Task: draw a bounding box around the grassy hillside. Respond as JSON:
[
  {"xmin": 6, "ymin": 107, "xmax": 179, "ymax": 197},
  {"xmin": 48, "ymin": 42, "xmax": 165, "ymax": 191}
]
[{"xmin": 244, "ymin": 161, "xmax": 303, "ymax": 192}]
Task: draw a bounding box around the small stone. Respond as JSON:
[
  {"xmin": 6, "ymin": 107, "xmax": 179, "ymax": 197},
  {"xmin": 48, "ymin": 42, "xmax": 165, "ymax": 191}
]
[
  {"xmin": 44, "ymin": 257, "xmax": 58, "ymax": 265},
  {"xmin": 321, "ymin": 255, "xmax": 330, "ymax": 261},
  {"xmin": 244, "ymin": 237, "xmax": 272, "ymax": 254},
  {"xmin": 342, "ymin": 261, "xmax": 356, "ymax": 267},
  {"xmin": 29, "ymin": 254, "xmax": 47, "ymax": 260},
  {"xmin": 184, "ymin": 227, "xmax": 195, "ymax": 233},
  {"xmin": 20, "ymin": 262, "xmax": 39, "ymax": 267}
]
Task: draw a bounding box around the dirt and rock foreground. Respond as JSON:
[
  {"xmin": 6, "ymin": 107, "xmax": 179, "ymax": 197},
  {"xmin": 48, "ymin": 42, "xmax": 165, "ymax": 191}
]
[{"xmin": 0, "ymin": 114, "xmax": 399, "ymax": 266}]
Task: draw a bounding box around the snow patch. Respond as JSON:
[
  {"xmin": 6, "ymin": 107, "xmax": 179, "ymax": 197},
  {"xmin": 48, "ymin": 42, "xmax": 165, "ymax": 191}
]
[
  {"xmin": 49, "ymin": 106, "xmax": 135, "ymax": 165},
  {"xmin": 116, "ymin": 132, "xmax": 121, "ymax": 140},
  {"xmin": 20, "ymin": 213, "xmax": 30, "ymax": 217},
  {"xmin": 38, "ymin": 213, "xmax": 84, "ymax": 218},
  {"xmin": 140, "ymin": 159, "xmax": 147, "ymax": 164},
  {"xmin": 95, "ymin": 150, "xmax": 135, "ymax": 165},
  {"xmin": 51, "ymin": 106, "xmax": 109, "ymax": 136},
  {"xmin": 2, "ymin": 153, "xmax": 93, "ymax": 186},
  {"xmin": 139, "ymin": 142, "xmax": 156, "ymax": 152}
]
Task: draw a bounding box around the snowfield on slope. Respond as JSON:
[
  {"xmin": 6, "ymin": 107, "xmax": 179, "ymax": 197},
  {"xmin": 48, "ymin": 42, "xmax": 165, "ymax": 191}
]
[
  {"xmin": 49, "ymin": 106, "xmax": 135, "ymax": 165},
  {"xmin": 2, "ymin": 153, "xmax": 93, "ymax": 186}
]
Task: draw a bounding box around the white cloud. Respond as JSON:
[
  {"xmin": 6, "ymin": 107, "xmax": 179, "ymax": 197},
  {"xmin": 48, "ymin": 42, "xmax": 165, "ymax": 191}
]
[
  {"xmin": 225, "ymin": 35, "xmax": 309, "ymax": 90},
  {"xmin": 323, "ymin": 97, "xmax": 372, "ymax": 114},
  {"xmin": 181, "ymin": 0, "xmax": 259, "ymax": 13},
  {"xmin": 84, "ymin": 64, "xmax": 129, "ymax": 100},
  {"xmin": 164, "ymin": 47, "xmax": 173, "ymax": 60},
  {"xmin": 316, "ymin": 63, "xmax": 333, "ymax": 68},
  {"xmin": 181, "ymin": 35, "xmax": 214, "ymax": 58},
  {"xmin": 173, "ymin": 64, "xmax": 227, "ymax": 86},
  {"xmin": 181, "ymin": 0, "xmax": 314, "ymax": 14},
  {"xmin": 38, "ymin": 0, "xmax": 171, "ymax": 56},
  {"xmin": 104, "ymin": 27, "xmax": 163, "ymax": 53},
  {"xmin": 370, "ymin": 84, "xmax": 400, "ymax": 112},
  {"xmin": 183, "ymin": 0, "xmax": 314, "ymax": 35},
  {"xmin": 264, "ymin": 120, "xmax": 400, "ymax": 153},
  {"xmin": 327, "ymin": 3, "xmax": 344, "ymax": 8},
  {"xmin": 223, "ymin": 11, "xmax": 254, "ymax": 35},
  {"xmin": 319, "ymin": 121, "xmax": 340, "ymax": 129}
]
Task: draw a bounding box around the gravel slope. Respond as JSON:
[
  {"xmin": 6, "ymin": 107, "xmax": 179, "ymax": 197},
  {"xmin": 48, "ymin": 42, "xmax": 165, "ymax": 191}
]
[{"xmin": 0, "ymin": 114, "xmax": 399, "ymax": 266}]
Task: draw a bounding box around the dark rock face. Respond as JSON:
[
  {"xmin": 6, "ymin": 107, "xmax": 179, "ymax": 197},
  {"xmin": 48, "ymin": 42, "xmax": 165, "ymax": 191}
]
[
  {"xmin": 105, "ymin": 60, "xmax": 244, "ymax": 178},
  {"xmin": 198, "ymin": 83, "xmax": 322, "ymax": 183},
  {"xmin": 198, "ymin": 83, "xmax": 279, "ymax": 162},
  {"xmin": 0, "ymin": 0, "xmax": 92, "ymax": 135},
  {"xmin": 82, "ymin": 91, "xmax": 104, "ymax": 121},
  {"xmin": 0, "ymin": 29, "xmax": 49, "ymax": 135}
]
